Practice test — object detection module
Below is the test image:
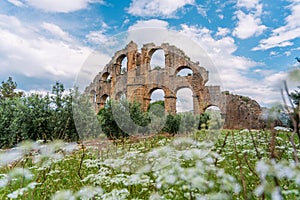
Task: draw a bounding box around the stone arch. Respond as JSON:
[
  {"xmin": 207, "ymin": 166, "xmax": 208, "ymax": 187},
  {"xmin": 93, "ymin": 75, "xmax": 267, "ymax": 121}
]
[
  {"xmin": 176, "ymin": 87, "xmax": 194, "ymax": 113},
  {"xmin": 115, "ymin": 54, "xmax": 127, "ymax": 75},
  {"xmin": 144, "ymin": 85, "xmax": 176, "ymax": 114},
  {"xmin": 204, "ymin": 104, "xmax": 226, "ymax": 118},
  {"xmin": 149, "ymin": 48, "xmax": 166, "ymax": 70},
  {"xmin": 205, "ymin": 105, "xmax": 221, "ymax": 111},
  {"xmin": 204, "ymin": 105, "xmax": 224, "ymax": 129},
  {"xmin": 121, "ymin": 57, "xmax": 127, "ymax": 74},
  {"xmin": 150, "ymin": 88, "xmax": 165, "ymax": 103},
  {"xmin": 90, "ymin": 90, "xmax": 96, "ymax": 104},
  {"xmin": 99, "ymin": 94, "xmax": 110, "ymax": 109},
  {"xmin": 175, "ymin": 66, "xmax": 193, "ymax": 77},
  {"xmin": 101, "ymin": 72, "xmax": 111, "ymax": 82},
  {"xmin": 174, "ymin": 85, "xmax": 201, "ymax": 114},
  {"xmin": 115, "ymin": 91, "xmax": 126, "ymax": 101}
]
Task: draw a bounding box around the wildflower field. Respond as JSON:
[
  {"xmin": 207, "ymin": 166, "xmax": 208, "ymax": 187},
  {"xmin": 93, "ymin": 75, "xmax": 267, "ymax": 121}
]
[{"xmin": 0, "ymin": 129, "xmax": 299, "ymax": 200}]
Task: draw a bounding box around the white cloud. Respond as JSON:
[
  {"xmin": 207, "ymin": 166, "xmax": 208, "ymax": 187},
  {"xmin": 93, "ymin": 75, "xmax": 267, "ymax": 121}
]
[
  {"xmin": 253, "ymin": 1, "xmax": 300, "ymax": 50},
  {"xmin": 86, "ymin": 30, "xmax": 109, "ymax": 44},
  {"xmin": 122, "ymin": 18, "xmax": 130, "ymax": 27},
  {"xmin": 218, "ymin": 14, "xmax": 224, "ymax": 20},
  {"xmin": 269, "ymin": 51, "xmax": 278, "ymax": 56},
  {"xmin": 216, "ymin": 27, "xmax": 230, "ymax": 37},
  {"xmin": 41, "ymin": 22, "xmax": 73, "ymax": 42},
  {"xmin": 7, "ymin": 0, "xmax": 25, "ymax": 7},
  {"xmin": 10, "ymin": 0, "xmax": 104, "ymax": 13},
  {"xmin": 176, "ymin": 88, "xmax": 193, "ymax": 112},
  {"xmin": 127, "ymin": 0, "xmax": 194, "ymax": 18},
  {"xmin": 196, "ymin": 5, "xmax": 207, "ymax": 17},
  {"xmin": 0, "ymin": 14, "xmax": 103, "ymax": 89},
  {"xmin": 233, "ymin": 0, "xmax": 266, "ymax": 39},
  {"xmin": 236, "ymin": 0, "xmax": 260, "ymax": 11},
  {"xmin": 233, "ymin": 11, "xmax": 266, "ymax": 39},
  {"xmin": 125, "ymin": 20, "xmax": 174, "ymax": 51},
  {"xmin": 284, "ymin": 51, "xmax": 291, "ymax": 56},
  {"xmin": 129, "ymin": 19, "xmax": 169, "ymax": 30},
  {"xmin": 85, "ymin": 21, "xmax": 119, "ymax": 51}
]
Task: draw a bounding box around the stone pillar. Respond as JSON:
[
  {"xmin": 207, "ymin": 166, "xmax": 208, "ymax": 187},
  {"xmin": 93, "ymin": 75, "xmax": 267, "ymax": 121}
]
[
  {"xmin": 90, "ymin": 93, "xmax": 95, "ymax": 104},
  {"xmin": 143, "ymin": 97, "xmax": 151, "ymax": 112},
  {"xmin": 127, "ymin": 41, "xmax": 138, "ymax": 72},
  {"xmin": 127, "ymin": 85, "xmax": 145, "ymax": 107},
  {"xmin": 165, "ymin": 95, "xmax": 177, "ymax": 115},
  {"xmin": 193, "ymin": 95, "xmax": 201, "ymax": 114},
  {"xmin": 114, "ymin": 63, "xmax": 121, "ymax": 75}
]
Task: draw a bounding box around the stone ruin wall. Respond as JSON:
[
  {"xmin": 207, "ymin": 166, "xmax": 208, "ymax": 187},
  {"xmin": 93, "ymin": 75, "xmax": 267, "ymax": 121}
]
[{"xmin": 85, "ymin": 41, "xmax": 262, "ymax": 129}]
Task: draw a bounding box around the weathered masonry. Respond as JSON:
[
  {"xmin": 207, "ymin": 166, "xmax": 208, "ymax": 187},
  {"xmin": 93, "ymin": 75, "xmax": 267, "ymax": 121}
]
[{"xmin": 85, "ymin": 41, "xmax": 262, "ymax": 129}]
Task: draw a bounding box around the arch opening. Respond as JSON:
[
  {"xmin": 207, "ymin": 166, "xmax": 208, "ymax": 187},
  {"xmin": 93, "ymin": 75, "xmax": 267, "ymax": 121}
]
[
  {"xmin": 176, "ymin": 67, "xmax": 193, "ymax": 77},
  {"xmin": 121, "ymin": 57, "xmax": 127, "ymax": 74},
  {"xmin": 148, "ymin": 88, "xmax": 165, "ymax": 116},
  {"xmin": 204, "ymin": 105, "xmax": 223, "ymax": 129},
  {"xmin": 102, "ymin": 72, "xmax": 112, "ymax": 82},
  {"xmin": 205, "ymin": 105, "xmax": 221, "ymax": 112},
  {"xmin": 150, "ymin": 89, "xmax": 165, "ymax": 103},
  {"xmin": 90, "ymin": 90, "xmax": 96, "ymax": 104},
  {"xmin": 176, "ymin": 88, "xmax": 193, "ymax": 113},
  {"xmin": 100, "ymin": 94, "xmax": 110, "ymax": 108},
  {"xmin": 115, "ymin": 92, "xmax": 126, "ymax": 101},
  {"xmin": 205, "ymin": 105, "xmax": 222, "ymax": 118},
  {"xmin": 150, "ymin": 49, "xmax": 165, "ymax": 70}
]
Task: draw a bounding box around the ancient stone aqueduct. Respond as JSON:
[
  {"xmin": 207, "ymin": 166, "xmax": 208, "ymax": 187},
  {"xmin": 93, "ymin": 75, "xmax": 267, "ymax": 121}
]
[{"xmin": 85, "ymin": 41, "xmax": 262, "ymax": 129}]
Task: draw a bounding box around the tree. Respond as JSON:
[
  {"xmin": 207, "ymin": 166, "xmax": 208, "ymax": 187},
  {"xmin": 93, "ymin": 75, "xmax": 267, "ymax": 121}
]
[
  {"xmin": 97, "ymin": 99, "xmax": 153, "ymax": 139},
  {"xmin": 0, "ymin": 77, "xmax": 23, "ymax": 99},
  {"xmin": 198, "ymin": 113, "xmax": 210, "ymax": 130},
  {"xmin": 163, "ymin": 114, "xmax": 181, "ymax": 136},
  {"xmin": 0, "ymin": 79, "xmax": 79, "ymax": 148},
  {"xmin": 49, "ymin": 82, "xmax": 78, "ymax": 141},
  {"xmin": 98, "ymin": 100, "xmax": 127, "ymax": 139},
  {"xmin": 148, "ymin": 100, "xmax": 164, "ymax": 116},
  {"xmin": 129, "ymin": 100, "xmax": 150, "ymax": 134},
  {"xmin": 72, "ymin": 89, "xmax": 102, "ymax": 140}
]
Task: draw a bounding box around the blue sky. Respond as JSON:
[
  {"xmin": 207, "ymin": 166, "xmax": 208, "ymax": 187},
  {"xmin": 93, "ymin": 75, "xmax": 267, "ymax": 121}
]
[{"xmin": 0, "ymin": 0, "xmax": 299, "ymax": 107}]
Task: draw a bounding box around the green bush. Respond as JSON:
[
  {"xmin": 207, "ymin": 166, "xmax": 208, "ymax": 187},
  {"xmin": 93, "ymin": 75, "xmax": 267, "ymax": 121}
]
[
  {"xmin": 198, "ymin": 113, "xmax": 210, "ymax": 129},
  {"xmin": 163, "ymin": 114, "xmax": 181, "ymax": 135}
]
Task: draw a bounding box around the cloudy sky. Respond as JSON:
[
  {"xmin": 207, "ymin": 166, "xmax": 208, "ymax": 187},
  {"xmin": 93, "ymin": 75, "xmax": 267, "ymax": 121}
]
[{"xmin": 0, "ymin": 0, "xmax": 299, "ymax": 107}]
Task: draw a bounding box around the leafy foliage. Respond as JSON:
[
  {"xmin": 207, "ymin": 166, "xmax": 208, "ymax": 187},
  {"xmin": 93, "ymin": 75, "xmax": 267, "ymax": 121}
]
[
  {"xmin": 163, "ymin": 114, "xmax": 181, "ymax": 135},
  {"xmin": 98, "ymin": 98, "xmax": 214, "ymax": 139},
  {"xmin": 72, "ymin": 90, "xmax": 102, "ymax": 140},
  {"xmin": 198, "ymin": 112, "xmax": 210, "ymax": 129},
  {"xmin": 97, "ymin": 100, "xmax": 127, "ymax": 139},
  {"xmin": 0, "ymin": 80, "xmax": 78, "ymax": 148},
  {"xmin": 97, "ymin": 100, "xmax": 151, "ymax": 139},
  {"xmin": 0, "ymin": 77, "xmax": 23, "ymax": 99}
]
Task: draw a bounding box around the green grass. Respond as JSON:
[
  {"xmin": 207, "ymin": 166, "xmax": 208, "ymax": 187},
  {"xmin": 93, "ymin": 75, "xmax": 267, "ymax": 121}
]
[{"xmin": 0, "ymin": 130, "xmax": 299, "ymax": 199}]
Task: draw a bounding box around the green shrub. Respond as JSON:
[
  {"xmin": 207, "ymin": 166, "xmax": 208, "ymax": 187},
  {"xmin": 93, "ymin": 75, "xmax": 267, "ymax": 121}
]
[{"xmin": 163, "ymin": 114, "xmax": 181, "ymax": 135}]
